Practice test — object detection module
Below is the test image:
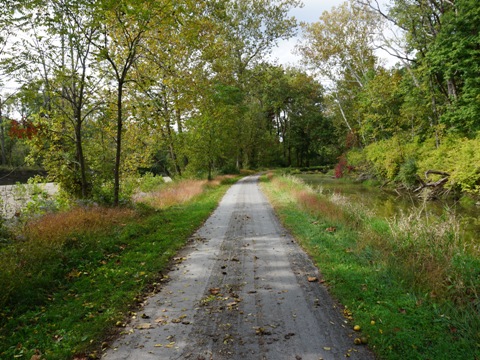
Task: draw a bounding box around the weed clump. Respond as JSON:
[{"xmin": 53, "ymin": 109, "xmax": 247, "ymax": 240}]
[
  {"xmin": 0, "ymin": 206, "xmax": 135, "ymax": 311},
  {"xmin": 388, "ymin": 208, "xmax": 480, "ymax": 304}
]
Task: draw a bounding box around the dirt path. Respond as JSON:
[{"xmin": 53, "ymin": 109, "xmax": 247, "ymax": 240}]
[{"xmin": 102, "ymin": 176, "xmax": 374, "ymax": 360}]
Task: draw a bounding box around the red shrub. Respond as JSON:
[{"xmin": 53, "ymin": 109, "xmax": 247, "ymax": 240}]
[{"xmin": 9, "ymin": 119, "xmax": 38, "ymax": 139}]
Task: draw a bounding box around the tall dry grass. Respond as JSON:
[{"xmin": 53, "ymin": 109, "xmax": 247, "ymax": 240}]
[
  {"xmin": 272, "ymin": 175, "xmax": 347, "ymax": 223},
  {"xmin": 271, "ymin": 174, "xmax": 480, "ymax": 306},
  {"xmin": 387, "ymin": 208, "xmax": 479, "ymax": 303},
  {"xmin": 21, "ymin": 206, "xmax": 135, "ymax": 247},
  {"xmin": 0, "ymin": 206, "xmax": 136, "ymax": 309},
  {"xmin": 138, "ymin": 179, "xmax": 208, "ymax": 209}
]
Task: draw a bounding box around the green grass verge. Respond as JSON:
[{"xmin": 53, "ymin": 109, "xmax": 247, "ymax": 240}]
[
  {"xmin": 0, "ymin": 184, "xmax": 229, "ymax": 359},
  {"xmin": 261, "ymin": 174, "xmax": 480, "ymax": 360}
]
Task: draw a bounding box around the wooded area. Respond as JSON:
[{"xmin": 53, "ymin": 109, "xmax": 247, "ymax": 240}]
[
  {"xmin": 299, "ymin": 0, "xmax": 480, "ymax": 198},
  {"xmin": 0, "ymin": 0, "xmax": 479, "ymax": 204}
]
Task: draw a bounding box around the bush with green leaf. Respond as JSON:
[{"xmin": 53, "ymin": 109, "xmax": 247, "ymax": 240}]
[
  {"xmin": 363, "ymin": 136, "xmax": 406, "ymax": 180},
  {"xmin": 417, "ymin": 133, "xmax": 480, "ymax": 194},
  {"xmin": 396, "ymin": 157, "xmax": 419, "ymax": 189}
]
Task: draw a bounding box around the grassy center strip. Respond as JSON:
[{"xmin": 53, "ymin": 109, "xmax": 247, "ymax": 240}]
[
  {"xmin": 261, "ymin": 173, "xmax": 480, "ymax": 360},
  {"xmin": 0, "ymin": 178, "xmax": 235, "ymax": 360}
]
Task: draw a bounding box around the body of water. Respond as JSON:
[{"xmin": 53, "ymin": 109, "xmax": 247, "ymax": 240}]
[{"xmin": 297, "ymin": 173, "xmax": 479, "ymax": 242}]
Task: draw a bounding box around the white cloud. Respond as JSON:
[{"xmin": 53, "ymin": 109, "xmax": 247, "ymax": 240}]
[
  {"xmin": 270, "ymin": 0, "xmax": 397, "ymax": 68},
  {"xmin": 269, "ymin": 0, "xmax": 347, "ymax": 67},
  {"xmin": 291, "ymin": 0, "xmax": 346, "ymax": 24}
]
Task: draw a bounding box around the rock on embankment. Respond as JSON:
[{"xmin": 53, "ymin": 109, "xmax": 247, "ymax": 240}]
[{"xmin": 0, "ymin": 183, "xmax": 58, "ymax": 219}]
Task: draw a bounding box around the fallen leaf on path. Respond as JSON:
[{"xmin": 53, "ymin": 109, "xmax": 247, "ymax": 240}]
[
  {"xmin": 227, "ymin": 302, "xmax": 238, "ymax": 308},
  {"xmin": 136, "ymin": 323, "xmax": 152, "ymax": 330},
  {"xmin": 254, "ymin": 327, "xmax": 272, "ymax": 335},
  {"xmin": 307, "ymin": 276, "xmax": 318, "ymax": 282},
  {"xmin": 209, "ymin": 288, "xmax": 220, "ymax": 295},
  {"xmin": 173, "ymin": 257, "xmax": 187, "ymax": 264},
  {"xmin": 323, "ymin": 347, "xmax": 331, "ymax": 351}
]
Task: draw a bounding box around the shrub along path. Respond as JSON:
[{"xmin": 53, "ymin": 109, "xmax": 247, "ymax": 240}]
[{"xmin": 103, "ymin": 176, "xmax": 373, "ymax": 360}]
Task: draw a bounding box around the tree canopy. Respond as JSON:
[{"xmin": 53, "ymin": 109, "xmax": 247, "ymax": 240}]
[{"xmin": 1, "ymin": 0, "xmax": 479, "ymax": 199}]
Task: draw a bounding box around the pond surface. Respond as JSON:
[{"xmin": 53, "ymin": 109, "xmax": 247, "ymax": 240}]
[{"xmin": 297, "ymin": 173, "xmax": 479, "ymax": 242}]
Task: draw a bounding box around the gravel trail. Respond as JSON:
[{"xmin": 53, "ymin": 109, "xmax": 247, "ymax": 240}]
[{"xmin": 102, "ymin": 176, "xmax": 374, "ymax": 360}]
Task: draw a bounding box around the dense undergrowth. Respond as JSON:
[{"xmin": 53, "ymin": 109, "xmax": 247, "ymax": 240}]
[
  {"xmin": 346, "ymin": 134, "xmax": 480, "ymax": 196},
  {"xmin": 0, "ymin": 175, "xmax": 237, "ymax": 359},
  {"xmin": 261, "ymin": 173, "xmax": 480, "ymax": 360}
]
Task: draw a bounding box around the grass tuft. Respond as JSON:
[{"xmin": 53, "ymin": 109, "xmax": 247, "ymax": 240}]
[{"xmin": 22, "ymin": 206, "xmax": 135, "ymax": 246}]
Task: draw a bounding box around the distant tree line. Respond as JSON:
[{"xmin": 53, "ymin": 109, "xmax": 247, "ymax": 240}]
[
  {"xmin": 2, "ymin": 0, "xmax": 478, "ymax": 202},
  {"xmin": 0, "ymin": 0, "xmax": 337, "ymax": 204},
  {"xmin": 299, "ymin": 0, "xmax": 480, "ymax": 196}
]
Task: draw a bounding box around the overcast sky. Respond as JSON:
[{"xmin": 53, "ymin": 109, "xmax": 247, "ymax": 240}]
[
  {"xmin": 270, "ymin": 0, "xmax": 396, "ymax": 68},
  {"xmin": 269, "ymin": 0, "xmax": 347, "ymax": 67}
]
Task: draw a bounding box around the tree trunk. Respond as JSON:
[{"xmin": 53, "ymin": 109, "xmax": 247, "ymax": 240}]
[
  {"xmin": 208, "ymin": 160, "xmax": 212, "ymax": 181},
  {"xmin": 75, "ymin": 119, "xmax": 89, "ymax": 198},
  {"xmin": 335, "ymin": 95, "xmax": 354, "ymax": 135},
  {"xmin": 114, "ymin": 83, "xmax": 123, "ymax": 206},
  {"xmin": 0, "ymin": 98, "xmax": 6, "ymax": 165},
  {"xmin": 163, "ymin": 91, "xmax": 182, "ymax": 176}
]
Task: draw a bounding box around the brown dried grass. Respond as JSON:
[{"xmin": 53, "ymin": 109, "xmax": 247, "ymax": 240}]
[
  {"xmin": 141, "ymin": 179, "xmax": 207, "ymax": 209},
  {"xmin": 295, "ymin": 190, "xmax": 346, "ymax": 223},
  {"xmin": 22, "ymin": 206, "xmax": 135, "ymax": 247},
  {"xmin": 207, "ymin": 175, "xmax": 237, "ymax": 187}
]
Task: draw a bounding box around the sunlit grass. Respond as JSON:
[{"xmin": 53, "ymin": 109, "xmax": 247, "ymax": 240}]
[
  {"xmin": 136, "ymin": 175, "xmax": 239, "ymax": 209},
  {"xmin": 139, "ymin": 179, "xmax": 208, "ymax": 208},
  {"xmin": 262, "ymin": 173, "xmax": 480, "ymax": 360}
]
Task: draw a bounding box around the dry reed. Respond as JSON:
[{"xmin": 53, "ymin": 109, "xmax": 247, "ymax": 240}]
[
  {"xmin": 21, "ymin": 206, "xmax": 135, "ymax": 247},
  {"xmin": 140, "ymin": 179, "xmax": 207, "ymax": 209},
  {"xmin": 271, "ymin": 174, "xmax": 478, "ymax": 305}
]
